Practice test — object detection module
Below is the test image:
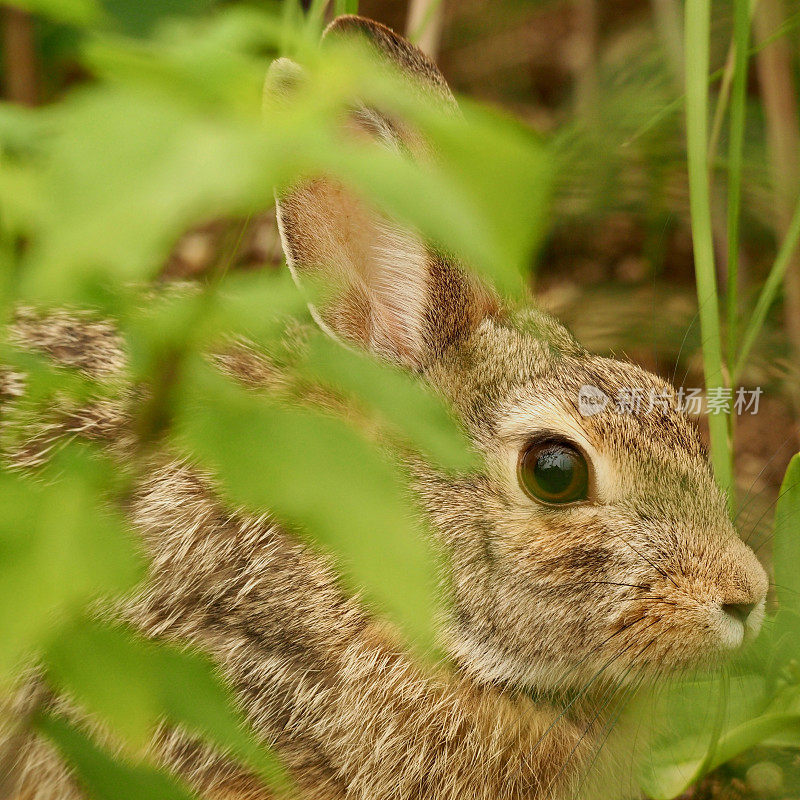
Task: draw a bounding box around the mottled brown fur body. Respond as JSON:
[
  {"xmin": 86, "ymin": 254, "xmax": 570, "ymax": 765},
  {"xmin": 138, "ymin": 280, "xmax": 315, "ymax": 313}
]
[{"xmin": 3, "ymin": 15, "xmax": 768, "ymax": 800}]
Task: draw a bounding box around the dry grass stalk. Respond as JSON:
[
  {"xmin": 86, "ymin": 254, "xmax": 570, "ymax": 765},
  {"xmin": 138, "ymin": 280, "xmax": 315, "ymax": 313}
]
[
  {"xmin": 753, "ymin": 0, "xmax": 800, "ymax": 417},
  {"xmin": 1, "ymin": 6, "xmax": 38, "ymax": 105},
  {"xmin": 406, "ymin": 0, "xmax": 444, "ymax": 59}
]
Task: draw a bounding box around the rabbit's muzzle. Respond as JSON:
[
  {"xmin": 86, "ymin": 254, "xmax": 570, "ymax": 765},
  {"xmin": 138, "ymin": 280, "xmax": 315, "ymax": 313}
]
[{"xmin": 646, "ymin": 533, "xmax": 768, "ymax": 661}]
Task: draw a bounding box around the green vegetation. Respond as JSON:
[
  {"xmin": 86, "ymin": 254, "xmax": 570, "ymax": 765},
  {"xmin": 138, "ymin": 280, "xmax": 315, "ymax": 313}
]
[
  {"xmin": 0, "ymin": 1, "xmax": 798, "ymax": 798},
  {"xmin": 638, "ymin": 4, "xmax": 800, "ymax": 795}
]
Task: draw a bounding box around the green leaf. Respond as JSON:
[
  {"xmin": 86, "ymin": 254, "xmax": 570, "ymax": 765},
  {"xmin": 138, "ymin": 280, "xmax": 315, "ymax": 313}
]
[
  {"xmin": 4, "ymin": 0, "xmax": 100, "ymax": 25},
  {"xmin": 300, "ymin": 334, "xmax": 476, "ymax": 472},
  {"xmin": 423, "ymin": 98, "xmax": 552, "ymax": 295},
  {"xmin": 175, "ymin": 359, "xmax": 439, "ymax": 651},
  {"xmin": 313, "ymin": 133, "xmax": 503, "ymax": 293},
  {"xmin": 20, "ymin": 83, "xmax": 277, "ymax": 304},
  {"xmin": 642, "ymin": 702, "xmax": 800, "ymax": 800},
  {"xmin": 349, "ymin": 44, "xmax": 552, "ymax": 294},
  {"xmin": 82, "ymin": 35, "xmax": 264, "ymax": 112},
  {"xmin": 122, "ymin": 270, "xmax": 311, "ymax": 382},
  {"xmin": 637, "ymin": 672, "xmax": 770, "ymax": 799},
  {"xmin": 47, "ymin": 621, "xmax": 161, "ymax": 747},
  {"xmin": 310, "ymin": 86, "xmax": 550, "ymax": 297},
  {"xmin": 102, "ymin": 0, "xmax": 218, "ymax": 38},
  {"xmin": 155, "ymin": 646, "xmax": 289, "ymax": 790},
  {"xmin": 270, "ymin": 42, "xmax": 550, "ymax": 298},
  {"xmin": 0, "ymin": 447, "xmax": 143, "ymax": 679},
  {"xmin": 46, "ymin": 619, "xmax": 291, "ymax": 791},
  {"xmin": 0, "ymin": 103, "xmax": 49, "ymax": 153},
  {"xmin": 37, "ymin": 711, "xmax": 198, "ymax": 800},
  {"xmin": 774, "ymin": 454, "xmax": 800, "ymax": 618}
]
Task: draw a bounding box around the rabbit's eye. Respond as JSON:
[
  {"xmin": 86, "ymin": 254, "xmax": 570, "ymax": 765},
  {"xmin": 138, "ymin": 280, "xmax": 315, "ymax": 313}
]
[{"xmin": 517, "ymin": 441, "xmax": 589, "ymax": 505}]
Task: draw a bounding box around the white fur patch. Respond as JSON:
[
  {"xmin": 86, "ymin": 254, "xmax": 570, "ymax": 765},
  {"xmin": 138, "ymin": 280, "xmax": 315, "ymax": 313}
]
[{"xmin": 367, "ymin": 220, "xmax": 429, "ymax": 365}]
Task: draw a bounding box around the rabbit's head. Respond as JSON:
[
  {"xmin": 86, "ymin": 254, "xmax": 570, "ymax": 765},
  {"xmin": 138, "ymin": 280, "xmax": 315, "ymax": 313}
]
[{"xmin": 274, "ymin": 16, "xmax": 768, "ymax": 698}]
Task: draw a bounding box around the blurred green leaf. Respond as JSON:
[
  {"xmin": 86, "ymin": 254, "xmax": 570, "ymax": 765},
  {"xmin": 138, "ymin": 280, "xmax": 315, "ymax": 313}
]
[
  {"xmin": 338, "ymin": 43, "xmax": 552, "ymax": 295},
  {"xmin": 301, "ymin": 334, "xmax": 476, "ymax": 472},
  {"xmin": 46, "ymin": 618, "xmax": 291, "ymax": 791},
  {"xmin": 0, "ymin": 103, "xmax": 50, "ymax": 153},
  {"xmin": 82, "ymin": 35, "xmax": 264, "ymax": 112},
  {"xmin": 208, "ymin": 269, "xmax": 311, "ymax": 344},
  {"xmin": 0, "ymin": 447, "xmax": 142, "ymax": 679},
  {"xmin": 47, "ymin": 621, "xmax": 161, "ymax": 747},
  {"xmin": 122, "ymin": 270, "xmax": 310, "ymax": 382},
  {"xmin": 311, "ymin": 130, "xmax": 505, "ymax": 292},
  {"xmin": 5, "ymin": 0, "xmax": 99, "ymax": 25},
  {"xmin": 14, "ymin": 29, "xmax": 552, "ymax": 311},
  {"xmin": 0, "ymin": 159, "xmax": 43, "ymax": 244},
  {"xmin": 424, "ymin": 99, "xmax": 552, "ymax": 295},
  {"xmin": 0, "ymin": 104, "xmax": 46, "ymax": 243},
  {"xmin": 102, "ymin": 0, "xmax": 218, "ymax": 38},
  {"xmin": 175, "ymin": 358, "xmax": 439, "ymax": 651},
  {"xmin": 265, "ymin": 40, "xmax": 551, "ymax": 298},
  {"xmin": 774, "ymin": 454, "xmax": 800, "ymax": 618},
  {"xmin": 38, "ymin": 711, "xmax": 198, "ymax": 800},
  {"xmin": 637, "ymin": 673, "xmax": 770, "ymax": 799},
  {"xmin": 20, "ymin": 84, "xmax": 277, "ymax": 304},
  {"xmin": 165, "ymin": 6, "xmax": 285, "ymax": 55}
]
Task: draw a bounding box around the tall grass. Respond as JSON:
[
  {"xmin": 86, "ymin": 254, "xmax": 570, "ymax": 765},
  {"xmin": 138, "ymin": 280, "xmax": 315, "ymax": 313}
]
[
  {"xmin": 686, "ymin": 0, "xmax": 800, "ymax": 510},
  {"xmin": 684, "ymin": 0, "xmax": 733, "ymax": 501}
]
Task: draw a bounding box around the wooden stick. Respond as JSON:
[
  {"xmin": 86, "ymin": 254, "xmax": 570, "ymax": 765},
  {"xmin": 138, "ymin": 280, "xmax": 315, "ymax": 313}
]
[
  {"xmin": 1, "ymin": 6, "xmax": 38, "ymax": 106},
  {"xmin": 753, "ymin": 0, "xmax": 800, "ymax": 416}
]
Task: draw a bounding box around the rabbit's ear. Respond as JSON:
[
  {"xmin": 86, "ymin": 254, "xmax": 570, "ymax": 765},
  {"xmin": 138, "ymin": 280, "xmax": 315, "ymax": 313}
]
[
  {"xmin": 323, "ymin": 15, "xmax": 456, "ymax": 111},
  {"xmin": 273, "ymin": 17, "xmax": 497, "ymax": 370}
]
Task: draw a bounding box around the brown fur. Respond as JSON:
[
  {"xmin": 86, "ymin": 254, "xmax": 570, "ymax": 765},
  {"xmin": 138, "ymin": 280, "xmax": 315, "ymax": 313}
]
[{"xmin": 2, "ymin": 16, "xmax": 768, "ymax": 800}]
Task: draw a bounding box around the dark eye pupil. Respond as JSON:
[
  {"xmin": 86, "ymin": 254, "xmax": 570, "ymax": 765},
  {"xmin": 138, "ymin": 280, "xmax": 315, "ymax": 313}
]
[
  {"xmin": 534, "ymin": 448, "xmax": 575, "ymax": 496},
  {"xmin": 518, "ymin": 441, "xmax": 589, "ymax": 504}
]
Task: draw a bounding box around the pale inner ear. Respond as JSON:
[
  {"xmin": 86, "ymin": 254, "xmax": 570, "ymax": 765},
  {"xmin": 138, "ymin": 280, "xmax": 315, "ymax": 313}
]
[
  {"xmin": 276, "ymin": 179, "xmax": 430, "ymax": 368},
  {"xmin": 366, "ymin": 219, "xmax": 429, "ymax": 364}
]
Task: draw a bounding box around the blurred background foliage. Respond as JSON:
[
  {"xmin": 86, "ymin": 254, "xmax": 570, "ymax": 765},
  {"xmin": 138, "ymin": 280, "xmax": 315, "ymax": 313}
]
[{"xmin": 0, "ymin": 1, "xmax": 799, "ymax": 799}]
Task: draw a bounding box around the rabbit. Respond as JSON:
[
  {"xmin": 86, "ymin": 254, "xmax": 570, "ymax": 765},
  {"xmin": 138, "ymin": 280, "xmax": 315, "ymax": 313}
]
[{"xmin": 2, "ymin": 14, "xmax": 769, "ymax": 800}]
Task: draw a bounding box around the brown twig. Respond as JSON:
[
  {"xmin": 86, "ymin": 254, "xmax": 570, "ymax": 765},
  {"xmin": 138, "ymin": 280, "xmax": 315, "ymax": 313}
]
[
  {"xmin": 753, "ymin": 0, "xmax": 800, "ymax": 417},
  {"xmin": 650, "ymin": 0, "xmax": 684, "ymax": 88},
  {"xmin": 1, "ymin": 5, "xmax": 38, "ymax": 105},
  {"xmin": 573, "ymin": 0, "xmax": 599, "ymax": 118}
]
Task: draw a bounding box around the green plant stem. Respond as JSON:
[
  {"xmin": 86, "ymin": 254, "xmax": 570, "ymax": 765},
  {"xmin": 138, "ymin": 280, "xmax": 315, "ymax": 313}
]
[
  {"xmin": 685, "ymin": 0, "xmax": 734, "ymax": 504},
  {"xmin": 0, "ymin": 7, "xmax": 38, "ymax": 106},
  {"xmin": 705, "ymin": 712, "xmax": 800, "ymax": 775},
  {"xmin": 334, "ymin": 0, "xmax": 359, "ymax": 15},
  {"xmin": 708, "ymin": 44, "xmax": 735, "ymax": 171},
  {"xmin": 726, "ymin": 0, "xmax": 752, "ymax": 377},
  {"xmin": 734, "ymin": 190, "xmax": 800, "ymax": 381}
]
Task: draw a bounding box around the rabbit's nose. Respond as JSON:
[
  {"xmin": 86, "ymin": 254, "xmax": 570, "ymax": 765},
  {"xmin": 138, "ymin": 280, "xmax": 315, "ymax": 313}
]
[{"xmin": 721, "ymin": 601, "xmax": 757, "ymax": 624}]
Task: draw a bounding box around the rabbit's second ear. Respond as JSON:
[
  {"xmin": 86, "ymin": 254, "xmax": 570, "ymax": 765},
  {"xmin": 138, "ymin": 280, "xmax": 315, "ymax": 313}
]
[
  {"xmin": 273, "ymin": 17, "xmax": 497, "ymax": 369},
  {"xmin": 277, "ymin": 177, "xmax": 496, "ymax": 370}
]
